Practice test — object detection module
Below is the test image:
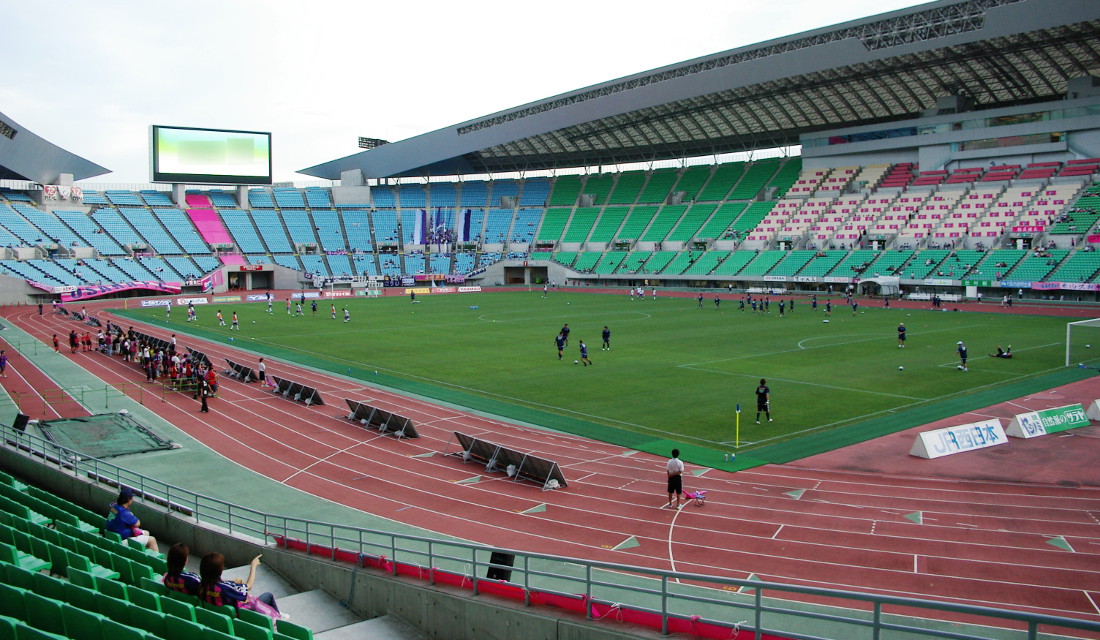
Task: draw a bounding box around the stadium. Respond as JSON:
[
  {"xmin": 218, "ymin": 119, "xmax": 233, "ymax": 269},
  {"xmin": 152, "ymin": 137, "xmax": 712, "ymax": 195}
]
[{"xmin": 2, "ymin": 1, "xmax": 1100, "ymax": 639}]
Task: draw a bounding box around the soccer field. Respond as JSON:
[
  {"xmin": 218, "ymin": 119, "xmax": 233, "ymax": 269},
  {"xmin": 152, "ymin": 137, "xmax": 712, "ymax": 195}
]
[{"xmin": 122, "ymin": 291, "xmax": 1076, "ymax": 456}]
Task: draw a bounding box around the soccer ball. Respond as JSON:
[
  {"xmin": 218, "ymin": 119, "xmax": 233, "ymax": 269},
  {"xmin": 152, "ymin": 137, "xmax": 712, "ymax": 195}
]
[
  {"xmin": 957, "ymin": 365, "xmax": 964, "ymax": 370},
  {"xmin": 251, "ymin": 320, "xmax": 256, "ymax": 324},
  {"xmin": 898, "ymin": 366, "xmax": 904, "ymax": 371},
  {"xmin": 1087, "ymin": 344, "xmax": 1092, "ymax": 349},
  {"xmin": 574, "ymin": 360, "xmax": 579, "ymax": 364}
]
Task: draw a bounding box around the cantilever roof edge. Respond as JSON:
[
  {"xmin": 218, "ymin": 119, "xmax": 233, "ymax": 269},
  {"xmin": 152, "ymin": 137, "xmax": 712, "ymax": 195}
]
[
  {"xmin": 299, "ymin": 0, "xmax": 1100, "ymax": 180},
  {"xmin": 0, "ymin": 110, "xmax": 109, "ymax": 183}
]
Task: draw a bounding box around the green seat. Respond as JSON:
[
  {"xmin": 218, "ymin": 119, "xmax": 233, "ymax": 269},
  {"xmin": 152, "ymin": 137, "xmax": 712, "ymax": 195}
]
[
  {"xmin": 44, "ymin": 543, "xmax": 68, "ymax": 577},
  {"xmin": 66, "ymin": 549, "xmax": 120, "ymax": 581},
  {"xmin": 158, "ymin": 595, "xmax": 195, "ymax": 622},
  {"xmin": 102, "ymin": 531, "xmax": 123, "ymax": 544},
  {"xmin": 0, "ymin": 541, "xmax": 49, "ymax": 574},
  {"xmin": 62, "ymin": 582, "xmax": 99, "ymax": 613},
  {"xmin": 163, "ymin": 616, "xmax": 203, "ymax": 640},
  {"xmin": 101, "ymin": 618, "xmax": 148, "ymax": 640},
  {"xmin": 111, "ymin": 556, "xmax": 134, "ymax": 585},
  {"xmin": 123, "ymin": 585, "xmax": 160, "ymax": 613},
  {"xmin": 14, "ymin": 622, "xmax": 68, "ymax": 640},
  {"xmin": 125, "ymin": 605, "xmax": 165, "ymax": 638},
  {"xmin": 0, "ymin": 470, "xmax": 29, "ymax": 491},
  {"xmin": 4, "ymin": 563, "xmax": 36, "ymax": 590},
  {"xmin": 232, "ymin": 617, "xmax": 272, "ymax": 640},
  {"xmin": 0, "ymin": 615, "xmax": 17, "ymax": 640},
  {"xmin": 235, "ymin": 608, "xmax": 274, "ymax": 634},
  {"xmin": 195, "ymin": 606, "xmax": 234, "ymax": 635},
  {"xmin": 66, "ymin": 567, "xmax": 99, "ymax": 591},
  {"xmin": 96, "ymin": 578, "xmax": 128, "ymax": 603},
  {"xmin": 0, "ymin": 583, "xmax": 27, "ymax": 621},
  {"xmin": 138, "ymin": 577, "xmax": 168, "ymax": 597},
  {"xmin": 91, "ymin": 547, "xmax": 118, "ymax": 577},
  {"xmin": 201, "ymin": 627, "xmax": 237, "ymax": 640},
  {"xmin": 23, "ymin": 592, "xmax": 65, "ymax": 636},
  {"xmin": 92, "ymin": 592, "xmax": 129, "ymax": 626},
  {"xmin": 61, "ymin": 603, "xmax": 105, "ymax": 640},
  {"xmin": 30, "ymin": 572, "xmax": 67, "ymax": 601},
  {"xmin": 272, "ymin": 620, "xmax": 312, "ymax": 640},
  {"xmin": 126, "ymin": 559, "xmax": 156, "ymax": 584}
]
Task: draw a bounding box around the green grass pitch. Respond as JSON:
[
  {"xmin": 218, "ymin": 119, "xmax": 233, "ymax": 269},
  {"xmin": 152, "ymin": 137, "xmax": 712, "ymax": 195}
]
[{"xmin": 123, "ymin": 291, "xmax": 1073, "ymax": 456}]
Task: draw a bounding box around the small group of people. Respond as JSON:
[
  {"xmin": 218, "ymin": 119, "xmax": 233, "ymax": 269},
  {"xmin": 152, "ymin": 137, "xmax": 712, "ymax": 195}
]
[{"xmin": 108, "ymin": 487, "xmax": 287, "ymax": 622}]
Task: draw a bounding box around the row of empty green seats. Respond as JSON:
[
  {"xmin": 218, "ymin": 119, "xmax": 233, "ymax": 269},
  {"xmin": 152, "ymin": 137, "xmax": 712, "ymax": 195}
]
[
  {"xmin": 572, "ymin": 252, "xmax": 600, "ymax": 272},
  {"xmin": 594, "ymin": 251, "xmax": 627, "ymax": 274},
  {"xmin": 618, "ymin": 205, "xmax": 659, "ymax": 241},
  {"xmin": 588, "ymin": 207, "xmax": 629, "ymax": 243},
  {"xmin": 695, "ymin": 163, "xmax": 747, "ymax": 201},
  {"xmin": 617, "ymin": 251, "xmax": 651, "ymax": 274},
  {"xmin": 637, "ymin": 169, "xmax": 679, "ymax": 204},
  {"xmin": 831, "ymin": 249, "xmax": 881, "ymax": 278},
  {"xmin": 671, "ymin": 166, "xmax": 712, "ymax": 201},
  {"xmin": 547, "ymin": 175, "xmax": 582, "ymax": 207},
  {"xmin": 740, "ymin": 250, "xmax": 787, "ymax": 277},
  {"xmin": 641, "ymin": 205, "xmax": 687, "ymax": 242},
  {"xmin": 682, "ymin": 250, "xmax": 730, "ymax": 276},
  {"xmin": 1008, "ymin": 250, "xmax": 1069, "ymax": 281},
  {"xmin": 768, "ymin": 250, "xmax": 816, "ymax": 276},
  {"xmin": 553, "ymin": 251, "xmax": 577, "ymax": 267},
  {"xmin": 697, "ymin": 202, "xmax": 751, "ymax": 239},
  {"xmin": 666, "ymin": 204, "xmax": 717, "ymax": 242},
  {"xmin": 582, "ymin": 174, "xmax": 615, "ymax": 206},
  {"xmin": 904, "ymin": 249, "xmax": 951, "ymax": 280},
  {"xmin": 1048, "ymin": 251, "xmax": 1100, "ymax": 282},
  {"xmin": 865, "ymin": 249, "xmax": 914, "ymax": 277},
  {"xmin": 711, "ymin": 251, "xmax": 756, "ymax": 276},
  {"xmin": 765, "ymin": 156, "xmax": 803, "ymax": 197},
  {"xmin": 561, "ymin": 208, "xmax": 599, "ymax": 243},
  {"xmin": 967, "ymin": 249, "xmax": 1026, "ymax": 279},
  {"xmin": 799, "ymin": 251, "xmax": 846, "ymax": 277},
  {"xmin": 536, "ymin": 208, "xmax": 571, "ymax": 241},
  {"xmin": 642, "ymin": 251, "xmax": 677, "ymax": 273},
  {"xmin": 728, "ymin": 202, "xmax": 774, "ymax": 237},
  {"xmin": 607, "ymin": 171, "xmax": 646, "ymax": 205},
  {"xmin": 727, "ymin": 159, "xmax": 781, "ymax": 200}
]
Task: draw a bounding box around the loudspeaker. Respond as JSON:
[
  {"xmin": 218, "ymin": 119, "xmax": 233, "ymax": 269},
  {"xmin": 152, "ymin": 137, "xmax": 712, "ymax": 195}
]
[
  {"xmin": 486, "ymin": 551, "xmax": 514, "ymax": 581},
  {"xmin": 12, "ymin": 413, "xmax": 29, "ymax": 433}
]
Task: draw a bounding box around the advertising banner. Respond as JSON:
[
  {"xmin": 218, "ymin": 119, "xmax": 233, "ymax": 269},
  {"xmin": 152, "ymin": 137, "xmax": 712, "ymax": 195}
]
[{"xmin": 910, "ymin": 419, "xmax": 1006, "ymax": 459}]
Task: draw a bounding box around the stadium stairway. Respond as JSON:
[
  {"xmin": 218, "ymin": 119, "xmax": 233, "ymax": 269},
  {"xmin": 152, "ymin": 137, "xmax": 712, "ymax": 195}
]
[{"xmin": 220, "ymin": 562, "xmax": 427, "ymax": 640}]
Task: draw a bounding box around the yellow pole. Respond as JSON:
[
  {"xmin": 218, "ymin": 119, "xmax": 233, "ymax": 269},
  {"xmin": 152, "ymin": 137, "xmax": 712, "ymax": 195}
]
[{"xmin": 735, "ymin": 405, "xmax": 741, "ymax": 449}]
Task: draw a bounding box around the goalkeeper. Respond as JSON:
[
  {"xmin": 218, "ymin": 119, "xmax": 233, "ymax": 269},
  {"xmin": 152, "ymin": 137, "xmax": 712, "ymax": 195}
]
[{"xmin": 755, "ymin": 378, "xmax": 772, "ymax": 424}]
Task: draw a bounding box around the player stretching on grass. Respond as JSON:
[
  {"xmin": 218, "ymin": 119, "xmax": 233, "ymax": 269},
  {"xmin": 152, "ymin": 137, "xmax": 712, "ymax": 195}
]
[{"xmin": 755, "ymin": 378, "xmax": 772, "ymax": 424}]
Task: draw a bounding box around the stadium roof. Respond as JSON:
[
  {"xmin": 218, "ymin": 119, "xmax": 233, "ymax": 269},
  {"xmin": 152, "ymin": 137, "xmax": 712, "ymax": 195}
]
[
  {"xmin": 301, "ymin": 0, "xmax": 1100, "ymax": 180},
  {"xmin": 0, "ymin": 110, "xmax": 109, "ymax": 183}
]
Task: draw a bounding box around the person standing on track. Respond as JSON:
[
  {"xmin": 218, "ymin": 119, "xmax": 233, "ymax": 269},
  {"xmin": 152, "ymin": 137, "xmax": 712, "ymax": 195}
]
[
  {"xmin": 0, "ymin": 350, "xmax": 8, "ymax": 378},
  {"xmin": 666, "ymin": 449, "xmax": 684, "ymax": 509}
]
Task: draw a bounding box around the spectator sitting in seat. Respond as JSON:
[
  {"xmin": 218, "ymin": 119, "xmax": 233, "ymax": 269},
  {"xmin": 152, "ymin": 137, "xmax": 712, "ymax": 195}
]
[
  {"xmin": 105, "ymin": 487, "xmax": 159, "ymax": 552},
  {"xmin": 163, "ymin": 543, "xmax": 200, "ymax": 595},
  {"xmin": 199, "ymin": 552, "xmax": 286, "ymax": 621}
]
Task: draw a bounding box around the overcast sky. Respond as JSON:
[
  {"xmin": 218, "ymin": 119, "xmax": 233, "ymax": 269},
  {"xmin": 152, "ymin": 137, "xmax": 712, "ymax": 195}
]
[{"xmin": 0, "ymin": 0, "xmax": 929, "ymax": 185}]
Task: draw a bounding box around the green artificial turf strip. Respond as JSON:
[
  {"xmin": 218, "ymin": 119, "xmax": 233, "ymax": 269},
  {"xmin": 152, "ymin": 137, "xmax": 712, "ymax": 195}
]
[{"xmin": 116, "ymin": 291, "xmax": 1086, "ymax": 469}]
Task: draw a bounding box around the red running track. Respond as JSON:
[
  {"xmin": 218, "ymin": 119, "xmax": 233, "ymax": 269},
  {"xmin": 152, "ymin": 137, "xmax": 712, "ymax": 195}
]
[{"xmin": 3, "ymin": 298, "xmax": 1100, "ymax": 628}]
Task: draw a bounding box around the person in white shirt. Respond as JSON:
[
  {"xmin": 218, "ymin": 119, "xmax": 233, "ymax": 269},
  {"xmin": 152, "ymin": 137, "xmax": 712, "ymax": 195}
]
[{"xmin": 666, "ymin": 449, "xmax": 684, "ymax": 509}]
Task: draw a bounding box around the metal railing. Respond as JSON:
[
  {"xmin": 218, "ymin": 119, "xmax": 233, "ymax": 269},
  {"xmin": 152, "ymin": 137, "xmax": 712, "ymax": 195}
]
[
  {"xmin": 8, "ymin": 382, "xmax": 153, "ymax": 418},
  {"xmin": 4, "ymin": 427, "xmax": 1099, "ymax": 640}
]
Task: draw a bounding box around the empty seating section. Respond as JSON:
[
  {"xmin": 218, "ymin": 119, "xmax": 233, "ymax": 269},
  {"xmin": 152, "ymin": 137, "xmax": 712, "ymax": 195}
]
[
  {"xmin": 695, "ymin": 202, "xmax": 748, "ymax": 240},
  {"xmin": 185, "ymin": 209, "xmax": 232, "ymax": 247},
  {"xmin": 968, "ymin": 249, "xmax": 1026, "ymax": 280},
  {"xmin": 726, "ymin": 202, "xmax": 771, "ymax": 239},
  {"xmin": 582, "ymin": 174, "xmax": 614, "ymax": 206},
  {"xmin": 460, "ymin": 181, "xmax": 489, "ymax": 208},
  {"xmin": 482, "ymin": 209, "xmax": 512, "ymax": 244},
  {"xmin": 305, "ymin": 187, "xmax": 332, "ymax": 208},
  {"xmin": 137, "ymin": 257, "xmax": 181, "ymax": 280},
  {"xmin": 429, "ymin": 253, "xmax": 450, "ymax": 274},
  {"xmin": 353, "ymin": 255, "xmax": 378, "ymax": 276},
  {"xmin": 328, "ymin": 254, "xmax": 354, "ymax": 276},
  {"xmin": 220, "ymin": 210, "xmax": 267, "ymax": 254},
  {"xmin": 607, "ymin": 171, "xmax": 646, "ymax": 205},
  {"xmin": 509, "ymin": 209, "xmax": 540, "ymax": 244},
  {"xmin": 673, "ymin": 165, "xmax": 711, "ymax": 201},
  {"xmin": 272, "ymin": 188, "xmax": 305, "ymax": 208},
  {"xmin": 398, "ymin": 185, "xmax": 426, "ymax": 209},
  {"xmin": 864, "ymin": 250, "xmax": 913, "ymax": 277},
  {"xmin": 247, "ymin": 189, "xmax": 275, "ymax": 208},
  {"xmin": 206, "ymin": 190, "xmax": 238, "ymax": 207},
  {"xmin": 372, "ymin": 211, "xmax": 399, "ymax": 245},
  {"xmin": 769, "ymin": 250, "xmax": 816, "ymax": 276},
  {"xmin": 340, "ymin": 210, "xmax": 373, "ymax": 251},
  {"xmin": 399, "ymin": 211, "xmax": 419, "ymax": 244},
  {"xmin": 281, "ymin": 211, "xmax": 321, "ymax": 248},
  {"xmin": 695, "ymin": 163, "xmax": 746, "ymax": 201},
  {"xmin": 799, "ymin": 251, "xmax": 846, "ymax": 277},
  {"xmin": 711, "ymin": 250, "xmax": 756, "ymax": 276},
  {"xmin": 739, "ymin": 250, "xmax": 786, "ymax": 277},
  {"xmin": 666, "ymin": 204, "xmax": 716, "ymax": 242},
  {"xmin": 151, "ymin": 209, "xmax": 208, "ymax": 253},
  {"xmin": 682, "ymin": 250, "xmax": 729, "ymax": 275},
  {"xmin": 310, "ymin": 210, "xmax": 345, "ymax": 251},
  {"xmin": 1008, "ymin": 250, "xmax": 1068, "ymax": 281},
  {"xmin": 112, "ymin": 258, "xmax": 155, "ymax": 282},
  {"xmin": 728, "ymin": 159, "xmax": 780, "ymax": 200},
  {"xmin": 29, "ymin": 260, "xmax": 82, "ymax": 285},
  {"xmin": 90, "ymin": 209, "xmax": 142, "ymax": 248},
  {"xmin": 594, "ymin": 251, "xmax": 627, "ymax": 274},
  {"xmin": 644, "ymin": 251, "xmax": 677, "ymax": 273},
  {"xmin": 572, "ymin": 252, "xmax": 599, "ymax": 272},
  {"xmin": 118, "ymin": 209, "xmax": 182, "ymax": 254},
  {"xmin": 247, "ymin": 210, "xmax": 294, "ymax": 253},
  {"xmin": 455, "ymin": 252, "xmax": 476, "ymax": 273},
  {"xmin": 519, "ymin": 179, "xmax": 550, "ymax": 207},
  {"xmin": 553, "ymin": 251, "xmax": 577, "ymax": 267},
  {"xmin": 637, "ymin": 169, "xmax": 679, "ymax": 204},
  {"xmin": 299, "ymin": 254, "xmax": 328, "ymax": 277},
  {"xmin": 905, "ymin": 250, "xmax": 951, "ymax": 279},
  {"xmin": 547, "ymin": 175, "xmax": 582, "ymax": 207},
  {"xmin": 85, "ymin": 259, "xmax": 131, "ymax": 283},
  {"xmin": 814, "ymin": 166, "xmax": 859, "ymax": 196},
  {"xmin": 272, "ymin": 255, "xmax": 302, "ymax": 271},
  {"xmin": 641, "ymin": 205, "xmax": 687, "ymax": 242},
  {"xmin": 164, "ymin": 257, "xmax": 201, "ymax": 280},
  {"xmin": 537, "ymin": 209, "xmax": 571, "ymax": 243},
  {"xmin": 371, "ymin": 187, "xmax": 396, "ymax": 208},
  {"xmin": 1049, "ymin": 251, "xmax": 1100, "ymax": 283},
  {"xmin": 0, "ymin": 205, "xmax": 52, "ymax": 245},
  {"xmin": 477, "ymin": 252, "xmax": 500, "ymax": 269},
  {"xmin": 617, "ymin": 206, "xmax": 658, "ymax": 241},
  {"xmin": 587, "ymin": 207, "xmax": 628, "ymax": 243},
  {"xmin": 767, "ymin": 157, "xmax": 802, "ymax": 196},
  {"xmin": 617, "ymin": 251, "xmax": 651, "ymax": 274},
  {"xmin": 428, "ymin": 183, "xmax": 456, "ymax": 207},
  {"xmin": 106, "ymin": 191, "xmax": 143, "ymax": 206},
  {"xmin": 786, "ymin": 169, "xmax": 827, "ymax": 197},
  {"xmin": 562, "ymin": 208, "xmax": 599, "ymax": 243},
  {"xmin": 490, "ymin": 181, "xmax": 519, "ymax": 207}
]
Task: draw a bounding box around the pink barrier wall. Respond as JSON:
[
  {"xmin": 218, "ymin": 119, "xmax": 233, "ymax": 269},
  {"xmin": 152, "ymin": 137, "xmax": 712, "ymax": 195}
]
[{"xmin": 187, "ymin": 209, "xmax": 232, "ymax": 245}]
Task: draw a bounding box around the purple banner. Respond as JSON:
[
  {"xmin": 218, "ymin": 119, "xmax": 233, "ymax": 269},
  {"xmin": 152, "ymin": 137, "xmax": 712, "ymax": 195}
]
[{"xmin": 61, "ymin": 281, "xmax": 182, "ymax": 302}]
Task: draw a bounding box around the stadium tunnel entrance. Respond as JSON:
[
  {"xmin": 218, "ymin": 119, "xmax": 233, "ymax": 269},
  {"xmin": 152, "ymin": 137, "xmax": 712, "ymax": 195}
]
[{"xmin": 504, "ymin": 265, "xmax": 548, "ymax": 285}]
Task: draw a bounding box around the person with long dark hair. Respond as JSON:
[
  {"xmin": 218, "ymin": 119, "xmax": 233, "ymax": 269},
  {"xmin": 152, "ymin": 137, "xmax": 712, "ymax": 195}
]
[
  {"xmin": 163, "ymin": 543, "xmax": 199, "ymax": 595},
  {"xmin": 199, "ymin": 552, "xmax": 285, "ymax": 620}
]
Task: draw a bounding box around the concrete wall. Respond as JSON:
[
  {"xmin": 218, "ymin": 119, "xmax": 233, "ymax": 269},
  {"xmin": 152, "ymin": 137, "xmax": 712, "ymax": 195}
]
[{"xmin": 0, "ymin": 445, "xmax": 660, "ymax": 640}]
